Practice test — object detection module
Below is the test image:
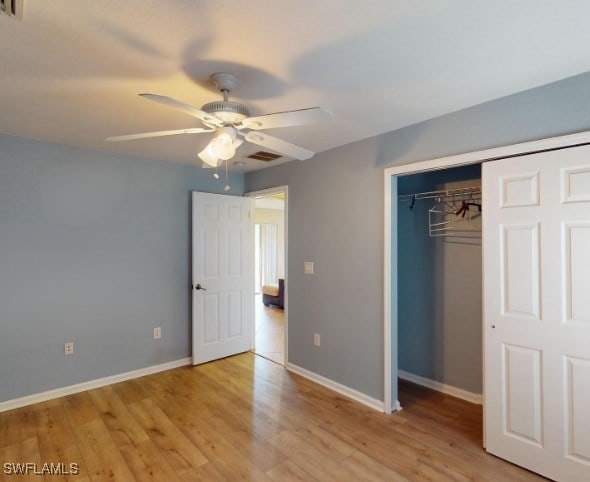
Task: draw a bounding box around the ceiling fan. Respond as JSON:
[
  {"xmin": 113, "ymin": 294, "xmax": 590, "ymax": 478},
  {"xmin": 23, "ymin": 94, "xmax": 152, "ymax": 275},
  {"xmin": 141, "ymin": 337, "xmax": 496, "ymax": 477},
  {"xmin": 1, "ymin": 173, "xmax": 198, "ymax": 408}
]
[{"xmin": 107, "ymin": 72, "xmax": 331, "ymax": 188}]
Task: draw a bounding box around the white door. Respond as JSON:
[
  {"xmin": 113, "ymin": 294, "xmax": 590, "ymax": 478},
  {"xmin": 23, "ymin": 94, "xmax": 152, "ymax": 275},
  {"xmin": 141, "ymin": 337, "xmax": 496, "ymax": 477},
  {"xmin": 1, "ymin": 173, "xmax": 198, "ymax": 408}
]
[
  {"xmin": 483, "ymin": 145, "xmax": 590, "ymax": 481},
  {"xmin": 192, "ymin": 192, "xmax": 253, "ymax": 364}
]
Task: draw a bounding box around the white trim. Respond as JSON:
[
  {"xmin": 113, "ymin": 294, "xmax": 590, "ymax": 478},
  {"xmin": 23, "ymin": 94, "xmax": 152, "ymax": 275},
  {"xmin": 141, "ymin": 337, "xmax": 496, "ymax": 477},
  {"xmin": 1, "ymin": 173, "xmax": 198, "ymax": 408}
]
[
  {"xmin": 384, "ymin": 129, "xmax": 590, "ymax": 177},
  {"xmin": 383, "ymin": 172, "xmax": 393, "ymax": 413},
  {"xmin": 383, "ymin": 129, "xmax": 590, "ymax": 417},
  {"xmin": 245, "ymin": 185, "xmax": 288, "ymax": 198},
  {"xmin": 398, "ymin": 370, "xmax": 483, "ymax": 405},
  {"xmin": 286, "ymin": 362, "xmax": 385, "ymax": 412},
  {"xmin": 0, "ymin": 358, "xmax": 191, "ymax": 413},
  {"xmin": 245, "ymin": 186, "xmax": 289, "ymax": 365}
]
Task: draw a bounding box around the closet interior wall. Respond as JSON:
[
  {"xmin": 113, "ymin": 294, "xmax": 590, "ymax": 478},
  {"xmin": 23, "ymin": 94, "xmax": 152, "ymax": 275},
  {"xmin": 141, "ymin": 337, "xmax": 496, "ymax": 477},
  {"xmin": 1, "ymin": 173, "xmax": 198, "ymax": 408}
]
[{"xmin": 398, "ymin": 164, "xmax": 483, "ymax": 395}]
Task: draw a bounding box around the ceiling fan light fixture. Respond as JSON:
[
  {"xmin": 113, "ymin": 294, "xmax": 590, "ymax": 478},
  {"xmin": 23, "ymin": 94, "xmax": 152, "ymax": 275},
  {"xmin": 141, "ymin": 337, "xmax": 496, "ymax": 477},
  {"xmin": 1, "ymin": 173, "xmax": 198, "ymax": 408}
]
[
  {"xmin": 210, "ymin": 127, "xmax": 237, "ymax": 160},
  {"xmin": 198, "ymin": 126, "xmax": 241, "ymax": 166},
  {"xmin": 198, "ymin": 142, "xmax": 219, "ymax": 167}
]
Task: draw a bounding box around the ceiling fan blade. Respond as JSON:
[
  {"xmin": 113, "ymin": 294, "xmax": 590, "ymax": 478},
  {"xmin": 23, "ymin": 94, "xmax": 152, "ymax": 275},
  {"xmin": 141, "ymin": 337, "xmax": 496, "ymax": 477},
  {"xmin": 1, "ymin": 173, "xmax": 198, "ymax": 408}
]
[
  {"xmin": 241, "ymin": 107, "xmax": 331, "ymax": 130},
  {"xmin": 106, "ymin": 127, "xmax": 214, "ymax": 142},
  {"xmin": 139, "ymin": 93, "xmax": 223, "ymax": 127},
  {"xmin": 244, "ymin": 132, "xmax": 314, "ymax": 160}
]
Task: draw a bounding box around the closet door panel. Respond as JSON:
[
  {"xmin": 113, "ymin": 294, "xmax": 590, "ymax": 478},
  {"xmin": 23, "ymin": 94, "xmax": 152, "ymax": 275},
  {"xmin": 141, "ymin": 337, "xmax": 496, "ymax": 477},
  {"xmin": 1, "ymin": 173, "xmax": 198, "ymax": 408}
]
[
  {"xmin": 561, "ymin": 165, "xmax": 590, "ymax": 203},
  {"xmin": 565, "ymin": 355, "xmax": 590, "ymax": 465},
  {"xmin": 502, "ymin": 344, "xmax": 543, "ymax": 445},
  {"xmin": 500, "ymin": 172, "xmax": 539, "ymax": 208},
  {"xmin": 500, "ymin": 223, "xmax": 541, "ymax": 319},
  {"xmin": 483, "ymin": 145, "xmax": 590, "ymax": 482},
  {"xmin": 563, "ymin": 222, "xmax": 590, "ymax": 323}
]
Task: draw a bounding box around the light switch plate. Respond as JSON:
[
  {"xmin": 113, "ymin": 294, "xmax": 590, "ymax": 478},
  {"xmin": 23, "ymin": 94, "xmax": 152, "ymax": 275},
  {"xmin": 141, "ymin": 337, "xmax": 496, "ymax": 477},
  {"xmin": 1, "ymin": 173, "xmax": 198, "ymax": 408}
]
[{"xmin": 304, "ymin": 261, "xmax": 314, "ymax": 275}]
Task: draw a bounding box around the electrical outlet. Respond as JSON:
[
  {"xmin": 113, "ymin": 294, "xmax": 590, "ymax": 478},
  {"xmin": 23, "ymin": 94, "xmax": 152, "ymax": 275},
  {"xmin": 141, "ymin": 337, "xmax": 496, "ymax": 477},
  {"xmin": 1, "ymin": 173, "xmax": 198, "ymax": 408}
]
[
  {"xmin": 313, "ymin": 333, "xmax": 320, "ymax": 347},
  {"xmin": 64, "ymin": 341, "xmax": 74, "ymax": 355},
  {"xmin": 153, "ymin": 326, "xmax": 162, "ymax": 340}
]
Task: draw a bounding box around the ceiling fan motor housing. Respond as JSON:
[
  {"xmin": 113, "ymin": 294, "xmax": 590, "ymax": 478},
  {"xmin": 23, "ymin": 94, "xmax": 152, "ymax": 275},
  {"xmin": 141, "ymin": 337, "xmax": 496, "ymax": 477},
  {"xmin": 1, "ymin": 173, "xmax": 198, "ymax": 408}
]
[{"xmin": 201, "ymin": 101, "xmax": 249, "ymax": 124}]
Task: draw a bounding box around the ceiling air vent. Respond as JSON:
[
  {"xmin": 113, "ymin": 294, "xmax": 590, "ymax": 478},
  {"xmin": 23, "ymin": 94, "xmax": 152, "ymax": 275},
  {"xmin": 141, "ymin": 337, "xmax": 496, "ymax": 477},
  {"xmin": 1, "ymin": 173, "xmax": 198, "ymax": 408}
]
[
  {"xmin": 247, "ymin": 151, "xmax": 282, "ymax": 162},
  {"xmin": 0, "ymin": 0, "xmax": 23, "ymax": 19}
]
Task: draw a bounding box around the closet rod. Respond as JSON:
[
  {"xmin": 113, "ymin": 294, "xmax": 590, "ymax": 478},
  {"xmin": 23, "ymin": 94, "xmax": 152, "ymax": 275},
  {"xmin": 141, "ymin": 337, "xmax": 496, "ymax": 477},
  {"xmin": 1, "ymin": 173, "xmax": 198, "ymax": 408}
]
[{"xmin": 398, "ymin": 186, "xmax": 481, "ymax": 201}]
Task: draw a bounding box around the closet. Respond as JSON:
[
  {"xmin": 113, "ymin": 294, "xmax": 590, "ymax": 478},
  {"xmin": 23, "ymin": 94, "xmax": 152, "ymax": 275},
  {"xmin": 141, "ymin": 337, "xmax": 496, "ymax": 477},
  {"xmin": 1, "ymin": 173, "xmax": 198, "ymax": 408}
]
[
  {"xmin": 387, "ymin": 138, "xmax": 590, "ymax": 481},
  {"xmin": 397, "ymin": 164, "xmax": 483, "ymax": 400}
]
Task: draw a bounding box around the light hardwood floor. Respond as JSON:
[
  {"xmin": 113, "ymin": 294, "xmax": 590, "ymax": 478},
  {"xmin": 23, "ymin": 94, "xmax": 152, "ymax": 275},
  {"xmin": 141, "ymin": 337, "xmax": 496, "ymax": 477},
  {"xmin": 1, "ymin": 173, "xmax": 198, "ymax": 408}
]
[
  {"xmin": 254, "ymin": 294, "xmax": 284, "ymax": 365},
  {"xmin": 0, "ymin": 354, "xmax": 545, "ymax": 481}
]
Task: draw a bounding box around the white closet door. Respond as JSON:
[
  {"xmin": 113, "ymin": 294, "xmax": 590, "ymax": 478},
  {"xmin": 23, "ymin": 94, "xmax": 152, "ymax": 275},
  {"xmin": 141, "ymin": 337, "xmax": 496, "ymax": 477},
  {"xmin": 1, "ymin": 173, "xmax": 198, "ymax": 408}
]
[{"xmin": 483, "ymin": 145, "xmax": 590, "ymax": 481}]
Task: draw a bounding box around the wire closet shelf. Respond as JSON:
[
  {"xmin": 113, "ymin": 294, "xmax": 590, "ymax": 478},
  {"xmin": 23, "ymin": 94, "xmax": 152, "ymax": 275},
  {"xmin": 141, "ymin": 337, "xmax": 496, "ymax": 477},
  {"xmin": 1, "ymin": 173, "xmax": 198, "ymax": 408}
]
[{"xmin": 399, "ymin": 186, "xmax": 482, "ymax": 238}]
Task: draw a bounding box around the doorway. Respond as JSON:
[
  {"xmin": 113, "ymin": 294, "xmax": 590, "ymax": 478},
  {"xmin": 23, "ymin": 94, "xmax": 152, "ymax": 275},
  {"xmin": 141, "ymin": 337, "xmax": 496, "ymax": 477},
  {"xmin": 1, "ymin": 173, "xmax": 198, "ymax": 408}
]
[
  {"xmin": 397, "ymin": 164, "xmax": 483, "ymax": 404},
  {"xmin": 246, "ymin": 186, "xmax": 288, "ymax": 365}
]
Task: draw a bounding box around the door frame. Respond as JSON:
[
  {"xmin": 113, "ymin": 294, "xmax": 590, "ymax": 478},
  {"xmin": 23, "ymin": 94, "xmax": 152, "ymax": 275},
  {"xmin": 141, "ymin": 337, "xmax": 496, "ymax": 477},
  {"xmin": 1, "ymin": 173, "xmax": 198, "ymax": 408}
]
[
  {"xmin": 245, "ymin": 185, "xmax": 289, "ymax": 364},
  {"xmin": 383, "ymin": 130, "xmax": 590, "ymax": 414}
]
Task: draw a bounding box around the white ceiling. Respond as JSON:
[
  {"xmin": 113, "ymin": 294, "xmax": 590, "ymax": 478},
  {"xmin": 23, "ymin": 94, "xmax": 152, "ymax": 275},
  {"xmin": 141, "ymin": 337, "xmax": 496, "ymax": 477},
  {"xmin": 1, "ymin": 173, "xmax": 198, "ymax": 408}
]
[{"xmin": 2, "ymin": 1, "xmax": 590, "ymax": 171}]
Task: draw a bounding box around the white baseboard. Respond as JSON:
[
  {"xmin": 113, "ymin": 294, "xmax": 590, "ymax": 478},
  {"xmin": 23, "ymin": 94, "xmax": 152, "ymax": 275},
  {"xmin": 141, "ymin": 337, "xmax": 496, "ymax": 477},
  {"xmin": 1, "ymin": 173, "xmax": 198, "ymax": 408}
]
[
  {"xmin": 286, "ymin": 362, "xmax": 385, "ymax": 412},
  {"xmin": 0, "ymin": 358, "xmax": 192, "ymax": 413},
  {"xmin": 398, "ymin": 370, "xmax": 483, "ymax": 405}
]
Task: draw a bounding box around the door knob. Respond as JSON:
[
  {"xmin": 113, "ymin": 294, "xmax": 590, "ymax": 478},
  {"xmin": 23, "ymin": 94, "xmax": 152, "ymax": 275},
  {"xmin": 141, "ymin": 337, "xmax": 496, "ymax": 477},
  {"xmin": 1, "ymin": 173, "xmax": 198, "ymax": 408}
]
[{"xmin": 194, "ymin": 283, "xmax": 207, "ymax": 291}]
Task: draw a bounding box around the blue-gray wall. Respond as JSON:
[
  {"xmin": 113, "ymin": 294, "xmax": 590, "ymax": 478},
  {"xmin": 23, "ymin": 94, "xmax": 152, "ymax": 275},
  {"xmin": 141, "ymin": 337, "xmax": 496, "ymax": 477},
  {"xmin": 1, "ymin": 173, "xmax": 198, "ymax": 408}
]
[
  {"xmin": 398, "ymin": 165, "xmax": 482, "ymax": 394},
  {"xmin": 0, "ymin": 134, "xmax": 244, "ymax": 402},
  {"xmin": 3, "ymin": 70, "xmax": 590, "ymax": 405},
  {"xmin": 245, "ymin": 70, "xmax": 590, "ymax": 402}
]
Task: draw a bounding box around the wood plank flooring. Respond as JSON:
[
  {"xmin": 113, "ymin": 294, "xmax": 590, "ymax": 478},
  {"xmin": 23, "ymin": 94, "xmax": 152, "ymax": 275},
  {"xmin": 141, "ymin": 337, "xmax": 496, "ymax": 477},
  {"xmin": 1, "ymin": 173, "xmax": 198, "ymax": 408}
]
[
  {"xmin": 254, "ymin": 294, "xmax": 284, "ymax": 365},
  {"xmin": 0, "ymin": 353, "xmax": 545, "ymax": 481}
]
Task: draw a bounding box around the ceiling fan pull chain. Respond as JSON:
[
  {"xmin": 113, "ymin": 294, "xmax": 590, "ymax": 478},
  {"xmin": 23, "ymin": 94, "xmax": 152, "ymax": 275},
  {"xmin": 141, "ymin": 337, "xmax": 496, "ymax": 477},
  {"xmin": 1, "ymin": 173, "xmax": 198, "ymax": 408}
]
[{"xmin": 224, "ymin": 159, "xmax": 230, "ymax": 192}]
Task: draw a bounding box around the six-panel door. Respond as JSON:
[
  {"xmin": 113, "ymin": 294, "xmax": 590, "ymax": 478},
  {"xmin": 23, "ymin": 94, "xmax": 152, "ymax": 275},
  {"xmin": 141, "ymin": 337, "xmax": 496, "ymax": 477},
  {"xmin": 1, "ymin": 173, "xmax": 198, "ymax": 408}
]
[
  {"xmin": 192, "ymin": 192, "xmax": 253, "ymax": 364},
  {"xmin": 483, "ymin": 145, "xmax": 590, "ymax": 481}
]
